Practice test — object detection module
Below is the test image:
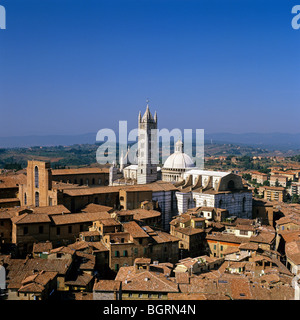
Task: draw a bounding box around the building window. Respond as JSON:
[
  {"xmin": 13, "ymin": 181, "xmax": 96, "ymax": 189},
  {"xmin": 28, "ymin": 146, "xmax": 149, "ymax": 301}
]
[
  {"xmin": 242, "ymin": 197, "xmax": 246, "ymax": 212},
  {"xmin": 39, "ymin": 226, "xmax": 44, "ymax": 234},
  {"xmin": 23, "ymin": 226, "xmax": 28, "ymax": 235},
  {"xmin": 56, "ymin": 227, "xmax": 60, "ymax": 235},
  {"xmin": 214, "ymin": 244, "xmax": 216, "ymax": 250},
  {"xmin": 35, "ymin": 192, "xmax": 39, "ymax": 207},
  {"xmin": 86, "ymin": 179, "xmax": 89, "ymax": 186},
  {"xmin": 114, "ymin": 264, "xmax": 119, "ymax": 271},
  {"xmin": 228, "ymin": 180, "xmax": 235, "ymax": 190},
  {"xmin": 24, "ymin": 193, "xmax": 27, "ymax": 205},
  {"xmin": 92, "ymin": 178, "xmax": 95, "ymax": 185},
  {"xmin": 49, "ymin": 197, "xmax": 52, "ymax": 206},
  {"xmin": 34, "ymin": 166, "xmax": 39, "ymax": 188},
  {"xmin": 220, "ymin": 245, "xmax": 223, "ymax": 251},
  {"xmin": 115, "ymin": 251, "xmax": 120, "ymax": 257},
  {"xmin": 123, "ymin": 250, "xmax": 128, "ymax": 257},
  {"xmin": 68, "ymin": 226, "xmax": 72, "ymax": 233}
]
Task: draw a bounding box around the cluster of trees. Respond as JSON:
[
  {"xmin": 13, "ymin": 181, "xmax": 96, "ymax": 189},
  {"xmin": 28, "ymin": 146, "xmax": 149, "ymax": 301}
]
[
  {"xmin": 290, "ymin": 155, "xmax": 300, "ymax": 162},
  {"xmin": 2, "ymin": 162, "xmax": 23, "ymax": 171}
]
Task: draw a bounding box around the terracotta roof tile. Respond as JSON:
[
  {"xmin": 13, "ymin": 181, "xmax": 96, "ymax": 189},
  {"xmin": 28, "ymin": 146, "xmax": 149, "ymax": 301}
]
[
  {"xmin": 33, "ymin": 242, "xmax": 53, "ymax": 253},
  {"xmin": 116, "ymin": 267, "xmax": 179, "ymax": 293},
  {"xmin": 123, "ymin": 221, "xmax": 149, "ymax": 238},
  {"xmin": 93, "ymin": 280, "xmax": 121, "ymax": 292},
  {"xmin": 52, "ymin": 167, "xmax": 109, "ymax": 175}
]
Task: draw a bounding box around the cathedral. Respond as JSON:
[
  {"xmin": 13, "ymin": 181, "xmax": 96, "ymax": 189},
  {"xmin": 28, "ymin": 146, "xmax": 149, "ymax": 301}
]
[{"xmin": 118, "ymin": 104, "xmax": 253, "ymax": 220}]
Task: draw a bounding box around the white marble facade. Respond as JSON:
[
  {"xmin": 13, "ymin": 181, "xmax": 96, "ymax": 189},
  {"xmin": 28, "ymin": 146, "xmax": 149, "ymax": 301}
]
[{"xmin": 176, "ymin": 169, "xmax": 252, "ymax": 219}]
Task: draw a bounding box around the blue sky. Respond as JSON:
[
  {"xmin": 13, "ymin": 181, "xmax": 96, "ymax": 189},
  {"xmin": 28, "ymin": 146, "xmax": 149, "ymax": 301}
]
[{"xmin": 0, "ymin": 0, "xmax": 299, "ymax": 137}]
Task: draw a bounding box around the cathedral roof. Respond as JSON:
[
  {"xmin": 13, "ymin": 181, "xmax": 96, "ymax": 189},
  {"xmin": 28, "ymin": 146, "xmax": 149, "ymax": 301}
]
[
  {"xmin": 163, "ymin": 139, "xmax": 195, "ymax": 170},
  {"xmin": 163, "ymin": 152, "xmax": 195, "ymax": 170}
]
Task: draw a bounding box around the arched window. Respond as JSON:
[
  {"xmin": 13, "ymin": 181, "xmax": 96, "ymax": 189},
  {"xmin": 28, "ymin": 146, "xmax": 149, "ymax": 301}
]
[
  {"xmin": 86, "ymin": 179, "xmax": 89, "ymax": 186},
  {"xmin": 35, "ymin": 191, "xmax": 39, "ymax": 207},
  {"xmin": 218, "ymin": 199, "xmax": 223, "ymax": 208},
  {"xmin": 34, "ymin": 166, "xmax": 39, "ymax": 188},
  {"xmin": 242, "ymin": 197, "xmax": 246, "ymax": 212},
  {"xmin": 98, "ymin": 178, "xmax": 102, "ymax": 185},
  {"xmin": 228, "ymin": 180, "xmax": 235, "ymax": 190}
]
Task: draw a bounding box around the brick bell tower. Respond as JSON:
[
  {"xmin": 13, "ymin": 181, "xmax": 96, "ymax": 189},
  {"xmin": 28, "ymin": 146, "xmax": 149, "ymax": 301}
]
[
  {"xmin": 25, "ymin": 160, "xmax": 53, "ymax": 207},
  {"xmin": 137, "ymin": 102, "xmax": 158, "ymax": 184}
]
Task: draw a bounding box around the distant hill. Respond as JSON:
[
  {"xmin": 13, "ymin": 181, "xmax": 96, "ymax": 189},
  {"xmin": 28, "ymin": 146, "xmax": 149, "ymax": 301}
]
[
  {"xmin": 0, "ymin": 132, "xmax": 300, "ymax": 151},
  {"xmin": 204, "ymin": 132, "xmax": 300, "ymax": 151},
  {"xmin": 0, "ymin": 133, "xmax": 97, "ymax": 148}
]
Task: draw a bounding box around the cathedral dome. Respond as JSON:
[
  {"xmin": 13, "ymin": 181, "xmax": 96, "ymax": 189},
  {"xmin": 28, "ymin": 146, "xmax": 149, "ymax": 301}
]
[{"xmin": 163, "ymin": 139, "xmax": 195, "ymax": 170}]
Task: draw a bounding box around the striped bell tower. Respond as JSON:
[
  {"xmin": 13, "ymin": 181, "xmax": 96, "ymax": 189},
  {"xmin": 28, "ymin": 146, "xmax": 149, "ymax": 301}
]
[{"xmin": 137, "ymin": 102, "xmax": 158, "ymax": 184}]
